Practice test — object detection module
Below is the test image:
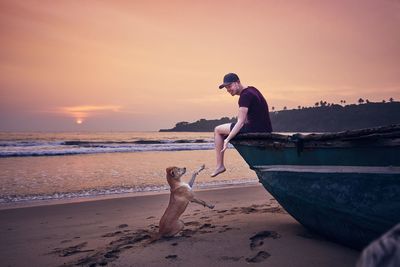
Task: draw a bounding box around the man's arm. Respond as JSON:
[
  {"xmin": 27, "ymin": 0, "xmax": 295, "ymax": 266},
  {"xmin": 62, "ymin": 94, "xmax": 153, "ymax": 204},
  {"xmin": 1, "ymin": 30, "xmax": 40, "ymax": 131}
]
[{"xmin": 221, "ymin": 107, "xmax": 248, "ymax": 152}]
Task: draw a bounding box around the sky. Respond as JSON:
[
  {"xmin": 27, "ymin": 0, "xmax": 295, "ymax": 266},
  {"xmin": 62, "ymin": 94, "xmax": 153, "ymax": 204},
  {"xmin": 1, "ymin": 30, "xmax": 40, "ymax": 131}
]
[{"xmin": 1, "ymin": 0, "xmax": 399, "ymax": 131}]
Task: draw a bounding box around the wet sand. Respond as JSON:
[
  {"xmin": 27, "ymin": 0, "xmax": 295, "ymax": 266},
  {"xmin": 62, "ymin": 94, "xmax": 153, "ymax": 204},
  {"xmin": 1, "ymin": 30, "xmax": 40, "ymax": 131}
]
[{"xmin": 0, "ymin": 184, "xmax": 360, "ymax": 267}]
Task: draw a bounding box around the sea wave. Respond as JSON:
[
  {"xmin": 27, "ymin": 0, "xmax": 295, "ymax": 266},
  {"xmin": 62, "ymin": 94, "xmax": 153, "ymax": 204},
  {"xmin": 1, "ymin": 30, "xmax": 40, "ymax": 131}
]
[
  {"xmin": 0, "ymin": 139, "xmax": 217, "ymax": 157},
  {"xmin": 0, "ymin": 178, "xmax": 257, "ymax": 205}
]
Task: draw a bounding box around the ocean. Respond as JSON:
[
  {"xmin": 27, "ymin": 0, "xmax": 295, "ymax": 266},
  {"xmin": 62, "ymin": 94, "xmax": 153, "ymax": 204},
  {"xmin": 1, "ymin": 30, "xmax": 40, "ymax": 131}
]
[{"xmin": 0, "ymin": 132, "xmax": 257, "ymax": 208}]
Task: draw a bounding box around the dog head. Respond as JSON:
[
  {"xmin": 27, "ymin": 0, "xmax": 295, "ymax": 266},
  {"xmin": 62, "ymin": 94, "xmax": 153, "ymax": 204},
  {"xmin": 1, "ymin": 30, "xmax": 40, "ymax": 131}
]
[{"xmin": 166, "ymin": 166, "xmax": 186, "ymax": 186}]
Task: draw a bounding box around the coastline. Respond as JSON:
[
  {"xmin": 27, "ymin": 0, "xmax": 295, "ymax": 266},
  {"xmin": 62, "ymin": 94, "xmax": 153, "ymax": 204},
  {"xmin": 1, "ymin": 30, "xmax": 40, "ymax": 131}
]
[
  {"xmin": 0, "ymin": 149, "xmax": 257, "ymax": 206},
  {"xmin": 0, "ymin": 184, "xmax": 359, "ymax": 267},
  {"xmin": 0, "ymin": 180, "xmax": 258, "ymax": 211}
]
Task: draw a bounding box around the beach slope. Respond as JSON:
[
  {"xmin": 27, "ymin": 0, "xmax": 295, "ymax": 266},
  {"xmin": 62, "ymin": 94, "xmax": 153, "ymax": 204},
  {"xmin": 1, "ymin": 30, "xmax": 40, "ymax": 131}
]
[{"xmin": 0, "ymin": 185, "xmax": 359, "ymax": 267}]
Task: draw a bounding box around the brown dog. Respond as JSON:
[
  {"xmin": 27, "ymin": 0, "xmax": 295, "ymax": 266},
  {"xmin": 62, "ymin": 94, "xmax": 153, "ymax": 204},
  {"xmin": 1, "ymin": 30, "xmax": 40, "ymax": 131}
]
[{"xmin": 155, "ymin": 165, "xmax": 214, "ymax": 239}]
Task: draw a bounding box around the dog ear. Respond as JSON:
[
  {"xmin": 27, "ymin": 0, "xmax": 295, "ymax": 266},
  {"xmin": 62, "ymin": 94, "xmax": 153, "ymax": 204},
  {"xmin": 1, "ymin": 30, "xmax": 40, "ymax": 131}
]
[{"xmin": 166, "ymin": 167, "xmax": 175, "ymax": 177}]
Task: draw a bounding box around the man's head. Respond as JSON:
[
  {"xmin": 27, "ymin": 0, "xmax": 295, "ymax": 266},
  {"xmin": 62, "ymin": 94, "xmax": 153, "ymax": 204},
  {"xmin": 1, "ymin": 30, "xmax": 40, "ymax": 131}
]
[{"xmin": 218, "ymin": 73, "xmax": 242, "ymax": 96}]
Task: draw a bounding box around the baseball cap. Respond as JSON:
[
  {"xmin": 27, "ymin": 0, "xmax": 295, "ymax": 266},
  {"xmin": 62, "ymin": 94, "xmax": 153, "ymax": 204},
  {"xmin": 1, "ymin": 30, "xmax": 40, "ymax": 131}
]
[{"xmin": 219, "ymin": 73, "xmax": 240, "ymax": 89}]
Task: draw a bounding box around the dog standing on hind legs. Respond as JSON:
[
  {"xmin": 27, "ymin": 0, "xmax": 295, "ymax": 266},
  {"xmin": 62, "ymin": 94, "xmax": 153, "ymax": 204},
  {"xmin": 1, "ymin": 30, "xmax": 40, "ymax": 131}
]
[{"xmin": 153, "ymin": 165, "xmax": 214, "ymax": 241}]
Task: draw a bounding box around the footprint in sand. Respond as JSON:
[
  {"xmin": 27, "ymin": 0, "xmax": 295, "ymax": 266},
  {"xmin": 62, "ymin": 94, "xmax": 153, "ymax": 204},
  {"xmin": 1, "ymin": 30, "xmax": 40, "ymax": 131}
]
[
  {"xmin": 118, "ymin": 224, "xmax": 128, "ymax": 228},
  {"xmin": 199, "ymin": 223, "xmax": 215, "ymax": 229},
  {"xmin": 102, "ymin": 231, "xmax": 122, "ymax": 237},
  {"xmin": 71, "ymin": 230, "xmax": 152, "ymax": 266},
  {"xmin": 218, "ymin": 227, "xmax": 233, "ymax": 233},
  {"xmin": 184, "ymin": 221, "xmax": 201, "ymax": 226},
  {"xmin": 246, "ymin": 251, "xmax": 270, "ymax": 263},
  {"xmin": 51, "ymin": 242, "xmax": 94, "ymax": 257},
  {"xmin": 165, "ymin": 254, "xmax": 178, "ymax": 260},
  {"xmin": 241, "ymin": 207, "xmax": 258, "ymax": 214},
  {"xmin": 180, "ymin": 229, "xmax": 196, "ymax": 237},
  {"xmin": 250, "ymin": 231, "xmax": 280, "ymax": 250},
  {"xmin": 220, "ymin": 256, "xmax": 243, "ymax": 262}
]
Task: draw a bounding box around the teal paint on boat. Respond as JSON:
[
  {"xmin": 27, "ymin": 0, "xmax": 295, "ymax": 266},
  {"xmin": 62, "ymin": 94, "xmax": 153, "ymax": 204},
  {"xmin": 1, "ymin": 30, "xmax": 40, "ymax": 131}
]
[
  {"xmin": 230, "ymin": 125, "xmax": 400, "ymax": 249},
  {"xmin": 234, "ymin": 144, "xmax": 399, "ymax": 167},
  {"xmin": 255, "ymin": 167, "xmax": 400, "ymax": 249}
]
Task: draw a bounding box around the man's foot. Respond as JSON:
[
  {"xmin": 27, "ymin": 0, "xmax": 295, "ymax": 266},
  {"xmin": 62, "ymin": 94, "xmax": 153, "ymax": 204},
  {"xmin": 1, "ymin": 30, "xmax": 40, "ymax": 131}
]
[{"xmin": 210, "ymin": 167, "xmax": 226, "ymax": 177}]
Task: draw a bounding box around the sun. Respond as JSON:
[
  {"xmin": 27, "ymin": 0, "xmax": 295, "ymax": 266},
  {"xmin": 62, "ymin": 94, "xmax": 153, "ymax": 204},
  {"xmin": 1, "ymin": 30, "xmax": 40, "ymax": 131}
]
[{"xmin": 76, "ymin": 119, "xmax": 83, "ymax": 124}]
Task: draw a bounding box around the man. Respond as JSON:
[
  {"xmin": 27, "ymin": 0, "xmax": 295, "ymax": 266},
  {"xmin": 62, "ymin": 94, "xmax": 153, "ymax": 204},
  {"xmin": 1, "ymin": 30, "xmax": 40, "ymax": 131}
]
[{"xmin": 211, "ymin": 73, "xmax": 273, "ymax": 177}]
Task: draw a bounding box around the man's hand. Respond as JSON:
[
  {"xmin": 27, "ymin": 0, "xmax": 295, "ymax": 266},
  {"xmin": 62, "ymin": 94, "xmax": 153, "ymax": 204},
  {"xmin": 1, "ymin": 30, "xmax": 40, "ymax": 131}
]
[{"xmin": 221, "ymin": 139, "xmax": 229, "ymax": 153}]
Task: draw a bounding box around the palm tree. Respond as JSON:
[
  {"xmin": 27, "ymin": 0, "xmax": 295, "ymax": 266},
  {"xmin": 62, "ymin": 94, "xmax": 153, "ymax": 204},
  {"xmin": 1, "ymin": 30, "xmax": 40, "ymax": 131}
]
[
  {"xmin": 283, "ymin": 106, "xmax": 287, "ymax": 110},
  {"xmin": 389, "ymin": 97, "xmax": 394, "ymax": 102},
  {"xmin": 271, "ymin": 106, "xmax": 275, "ymax": 111},
  {"xmin": 358, "ymin": 98, "xmax": 364, "ymax": 105},
  {"xmin": 315, "ymin": 102, "xmax": 319, "ymax": 107}
]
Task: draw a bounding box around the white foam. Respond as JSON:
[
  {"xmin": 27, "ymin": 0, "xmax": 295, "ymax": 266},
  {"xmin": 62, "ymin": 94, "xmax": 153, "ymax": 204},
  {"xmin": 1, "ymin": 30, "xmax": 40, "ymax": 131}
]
[
  {"xmin": 0, "ymin": 141, "xmax": 220, "ymax": 157},
  {"xmin": 0, "ymin": 178, "xmax": 257, "ymax": 205}
]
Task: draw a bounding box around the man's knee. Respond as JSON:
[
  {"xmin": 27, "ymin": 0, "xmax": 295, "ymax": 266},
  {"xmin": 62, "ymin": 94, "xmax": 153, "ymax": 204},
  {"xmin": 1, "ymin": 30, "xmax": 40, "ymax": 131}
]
[
  {"xmin": 214, "ymin": 124, "xmax": 223, "ymax": 134},
  {"xmin": 215, "ymin": 124, "xmax": 230, "ymax": 134}
]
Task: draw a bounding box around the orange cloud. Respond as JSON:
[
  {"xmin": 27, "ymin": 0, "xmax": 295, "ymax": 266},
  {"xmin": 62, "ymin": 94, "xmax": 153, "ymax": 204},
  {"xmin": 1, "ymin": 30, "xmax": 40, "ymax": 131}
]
[{"xmin": 60, "ymin": 105, "xmax": 122, "ymax": 121}]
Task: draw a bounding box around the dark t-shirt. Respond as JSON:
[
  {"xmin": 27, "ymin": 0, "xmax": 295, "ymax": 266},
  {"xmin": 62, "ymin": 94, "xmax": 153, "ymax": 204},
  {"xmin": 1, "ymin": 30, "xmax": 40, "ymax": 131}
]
[{"xmin": 238, "ymin": 86, "xmax": 272, "ymax": 133}]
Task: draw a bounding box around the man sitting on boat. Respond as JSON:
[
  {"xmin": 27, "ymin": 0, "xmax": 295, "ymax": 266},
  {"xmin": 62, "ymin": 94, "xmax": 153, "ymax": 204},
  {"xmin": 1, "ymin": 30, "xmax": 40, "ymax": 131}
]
[{"xmin": 211, "ymin": 73, "xmax": 273, "ymax": 177}]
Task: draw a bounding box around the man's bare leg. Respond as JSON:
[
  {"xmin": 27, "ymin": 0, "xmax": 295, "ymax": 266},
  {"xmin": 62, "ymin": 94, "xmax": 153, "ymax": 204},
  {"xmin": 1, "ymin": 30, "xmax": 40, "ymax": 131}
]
[{"xmin": 211, "ymin": 123, "xmax": 231, "ymax": 177}]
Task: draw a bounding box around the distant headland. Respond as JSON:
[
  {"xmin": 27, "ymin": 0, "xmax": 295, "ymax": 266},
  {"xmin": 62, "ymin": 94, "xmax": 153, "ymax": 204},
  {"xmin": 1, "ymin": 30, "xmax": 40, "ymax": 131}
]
[{"xmin": 160, "ymin": 101, "xmax": 400, "ymax": 132}]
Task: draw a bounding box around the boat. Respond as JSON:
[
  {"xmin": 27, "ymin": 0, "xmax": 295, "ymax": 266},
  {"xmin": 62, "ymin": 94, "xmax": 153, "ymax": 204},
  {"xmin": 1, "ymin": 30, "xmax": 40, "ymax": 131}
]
[{"xmin": 230, "ymin": 124, "xmax": 400, "ymax": 249}]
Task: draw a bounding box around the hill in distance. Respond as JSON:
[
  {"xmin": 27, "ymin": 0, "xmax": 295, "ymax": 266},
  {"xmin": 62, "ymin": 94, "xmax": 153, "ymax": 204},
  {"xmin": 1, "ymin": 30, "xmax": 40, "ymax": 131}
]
[{"xmin": 160, "ymin": 101, "xmax": 400, "ymax": 132}]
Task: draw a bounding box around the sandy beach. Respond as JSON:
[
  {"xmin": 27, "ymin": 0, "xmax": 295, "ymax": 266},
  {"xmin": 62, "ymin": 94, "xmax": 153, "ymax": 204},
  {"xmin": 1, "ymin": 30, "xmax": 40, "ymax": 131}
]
[{"xmin": 0, "ymin": 184, "xmax": 360, "ymax": 267}]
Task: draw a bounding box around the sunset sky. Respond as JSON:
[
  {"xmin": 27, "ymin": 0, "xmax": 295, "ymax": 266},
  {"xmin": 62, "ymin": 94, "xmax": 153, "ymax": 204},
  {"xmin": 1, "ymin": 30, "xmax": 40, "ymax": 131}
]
[{"xmin": 1, "ymin": 0, "xmax": 399, "ymax": 131}]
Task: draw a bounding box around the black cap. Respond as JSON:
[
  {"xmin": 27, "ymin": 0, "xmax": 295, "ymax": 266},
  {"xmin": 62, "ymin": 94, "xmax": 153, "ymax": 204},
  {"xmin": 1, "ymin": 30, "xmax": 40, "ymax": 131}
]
[{"xmin": 219, "ymin": 73, "xmax": 240, "ymax": 89}]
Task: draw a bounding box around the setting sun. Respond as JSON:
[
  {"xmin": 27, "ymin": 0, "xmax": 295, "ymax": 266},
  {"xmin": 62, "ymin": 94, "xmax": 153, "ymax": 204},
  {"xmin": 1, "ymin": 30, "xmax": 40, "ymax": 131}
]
[
  {"xmin": 0, "ymin": 2, "xmax": 399, "ymax": 266},
  {"xmin": 0, "ymin": 0, "xmax": 398, "ymax": 132}
]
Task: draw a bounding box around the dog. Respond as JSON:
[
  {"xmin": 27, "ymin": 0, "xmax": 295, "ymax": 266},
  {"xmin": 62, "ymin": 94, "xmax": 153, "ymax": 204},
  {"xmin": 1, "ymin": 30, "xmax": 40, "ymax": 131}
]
[{"xmin": 154, "ymin": 165, "xmax": 214, "ymax": 240}]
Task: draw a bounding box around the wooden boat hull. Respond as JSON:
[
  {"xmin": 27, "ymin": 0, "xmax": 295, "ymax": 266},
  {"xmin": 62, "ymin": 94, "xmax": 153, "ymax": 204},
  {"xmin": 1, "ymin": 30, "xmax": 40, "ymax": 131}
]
[
  {"xmin": 254, "ymin": 166, "xmax": 400, "ymax": 249},
  {"xmin": 234, "ymin": 144, "xmax": 399, "ymax": 167},
  {"xmin": 230, "ymin": 125, "xmax": 400, "ymax": 249}
]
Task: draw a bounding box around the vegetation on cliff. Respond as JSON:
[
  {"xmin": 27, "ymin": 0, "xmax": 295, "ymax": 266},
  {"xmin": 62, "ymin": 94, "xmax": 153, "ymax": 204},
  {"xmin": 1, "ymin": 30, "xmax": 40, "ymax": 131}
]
[{"xmin": 160, "ymin": 101, "xmax": 400, "ymax": 132}]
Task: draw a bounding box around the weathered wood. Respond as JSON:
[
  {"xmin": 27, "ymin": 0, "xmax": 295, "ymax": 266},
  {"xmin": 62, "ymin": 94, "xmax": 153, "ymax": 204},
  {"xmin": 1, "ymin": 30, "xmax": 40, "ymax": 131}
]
[
  {"xmin": 230, "ymin": 124, "xmax": 400, "ymax": 249},
  {"xmin": 231, "ymin": 124, "xmax": 400, "ymax": 145}
]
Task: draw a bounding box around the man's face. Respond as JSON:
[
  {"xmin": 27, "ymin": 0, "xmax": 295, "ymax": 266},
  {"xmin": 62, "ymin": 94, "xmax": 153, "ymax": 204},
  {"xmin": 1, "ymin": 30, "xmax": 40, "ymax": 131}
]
[{"xmin": 225, "ymin": 82, "xmax": 238, "ymax": 96}]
